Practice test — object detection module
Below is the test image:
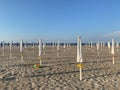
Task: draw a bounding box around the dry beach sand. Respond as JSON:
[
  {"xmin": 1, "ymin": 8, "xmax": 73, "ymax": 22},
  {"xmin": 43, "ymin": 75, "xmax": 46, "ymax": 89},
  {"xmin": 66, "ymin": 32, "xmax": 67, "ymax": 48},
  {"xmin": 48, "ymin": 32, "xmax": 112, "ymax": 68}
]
[{"xmin": 0, "ymin": 45, "xmax": 120, "ymax": 90}]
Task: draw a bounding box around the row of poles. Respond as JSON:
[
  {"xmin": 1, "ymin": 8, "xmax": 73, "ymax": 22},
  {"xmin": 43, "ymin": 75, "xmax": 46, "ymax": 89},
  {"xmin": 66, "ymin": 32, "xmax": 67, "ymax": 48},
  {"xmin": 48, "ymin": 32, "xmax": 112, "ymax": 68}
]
[
  {"xmin": 77, "ymin": 36, "xmax": 116, "ymax": 81},
  {"xmin": 0, "ymin": 37, "xmax": 117, "ymax": 81},
  {"xmin": 0, "ymin": 40, "xmax": 71, "ymax": 61}
]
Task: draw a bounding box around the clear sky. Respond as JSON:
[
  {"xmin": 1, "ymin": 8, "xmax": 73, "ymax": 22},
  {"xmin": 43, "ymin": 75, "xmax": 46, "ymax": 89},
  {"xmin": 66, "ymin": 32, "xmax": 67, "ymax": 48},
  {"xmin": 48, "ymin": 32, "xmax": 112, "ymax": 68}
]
[{"xmin": 0, "ymin": 0, "xmax": 120, "ymax": 42}]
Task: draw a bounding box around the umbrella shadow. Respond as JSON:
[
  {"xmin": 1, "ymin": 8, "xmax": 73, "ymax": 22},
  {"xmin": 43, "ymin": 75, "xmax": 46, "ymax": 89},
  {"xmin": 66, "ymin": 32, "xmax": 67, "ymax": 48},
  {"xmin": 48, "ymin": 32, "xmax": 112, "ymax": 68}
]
[
  {"xmin": 83, "ymin": 59, "xmax": 111, "ymax": 63},
  {"xmin": 83, "ymin": 67, "xmax": 110, "ymax": 72},
  {"xmin": 25, "ymin": 70, "xmax": 79, "ymax": 78},
  {"xmin": 25, "ymin": 67, "xmax": 110, "ymax": 78},
  {"xmin": 0, "ymin": 77, "xmax": 16, "ymax": 81}
]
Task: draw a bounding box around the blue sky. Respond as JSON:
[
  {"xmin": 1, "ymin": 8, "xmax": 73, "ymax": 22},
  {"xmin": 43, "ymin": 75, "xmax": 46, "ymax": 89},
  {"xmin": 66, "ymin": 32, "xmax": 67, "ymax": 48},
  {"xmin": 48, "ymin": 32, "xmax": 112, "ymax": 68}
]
[{"xmin": 0, "ymin": 0, "xmax": 120, "ymax": 42}]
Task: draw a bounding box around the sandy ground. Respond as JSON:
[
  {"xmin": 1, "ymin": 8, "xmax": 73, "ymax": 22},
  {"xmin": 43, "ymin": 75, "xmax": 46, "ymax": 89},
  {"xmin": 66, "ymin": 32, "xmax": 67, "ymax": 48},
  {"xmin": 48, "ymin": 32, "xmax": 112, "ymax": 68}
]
[{"xmin": 0, "ymin": 45, "xmax": 120, "ymax": 90}]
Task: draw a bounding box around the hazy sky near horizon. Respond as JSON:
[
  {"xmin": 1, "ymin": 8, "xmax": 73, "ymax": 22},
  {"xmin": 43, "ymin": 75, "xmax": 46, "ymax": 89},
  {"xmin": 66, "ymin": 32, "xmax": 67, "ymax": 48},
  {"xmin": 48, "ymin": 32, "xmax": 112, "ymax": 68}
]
[{"xmin": 0, "ymin": 0, "xmax": 120, "ymax": 42}]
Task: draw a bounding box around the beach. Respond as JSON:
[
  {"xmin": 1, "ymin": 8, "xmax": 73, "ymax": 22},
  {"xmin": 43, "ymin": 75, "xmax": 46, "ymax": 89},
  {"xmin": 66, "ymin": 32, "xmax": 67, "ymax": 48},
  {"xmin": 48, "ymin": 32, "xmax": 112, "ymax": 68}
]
[{"xmin": 0, "ymin": 45, "xmax": 120, "ymax": 90}]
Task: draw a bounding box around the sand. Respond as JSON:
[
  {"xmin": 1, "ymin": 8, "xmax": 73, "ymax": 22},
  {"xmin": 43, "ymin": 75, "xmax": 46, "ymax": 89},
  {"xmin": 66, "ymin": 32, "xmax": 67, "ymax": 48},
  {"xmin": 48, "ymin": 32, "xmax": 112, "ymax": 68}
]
[{"xmin": 0, "ymin": 45, "xmax": 120, "ymax": 90}]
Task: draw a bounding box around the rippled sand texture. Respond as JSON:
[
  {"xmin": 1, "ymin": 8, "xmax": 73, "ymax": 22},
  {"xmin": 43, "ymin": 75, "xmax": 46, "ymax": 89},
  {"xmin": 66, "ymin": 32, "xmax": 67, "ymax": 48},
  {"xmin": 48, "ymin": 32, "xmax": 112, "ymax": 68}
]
[{"xmin": 0, "ymin": 45, "xmax": 120, "ymax": 90}]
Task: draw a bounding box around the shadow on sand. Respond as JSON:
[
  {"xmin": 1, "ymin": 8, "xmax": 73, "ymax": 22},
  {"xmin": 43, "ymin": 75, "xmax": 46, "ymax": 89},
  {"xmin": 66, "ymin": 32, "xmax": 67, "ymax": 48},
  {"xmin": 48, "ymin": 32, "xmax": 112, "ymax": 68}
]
[
  {"xmin": 0, "ymin": 77, "xmax": 16, "ymax": 81},
  {"xmin": 25, "ymin": 67, "xmax": 115, "ymax": 79}
]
